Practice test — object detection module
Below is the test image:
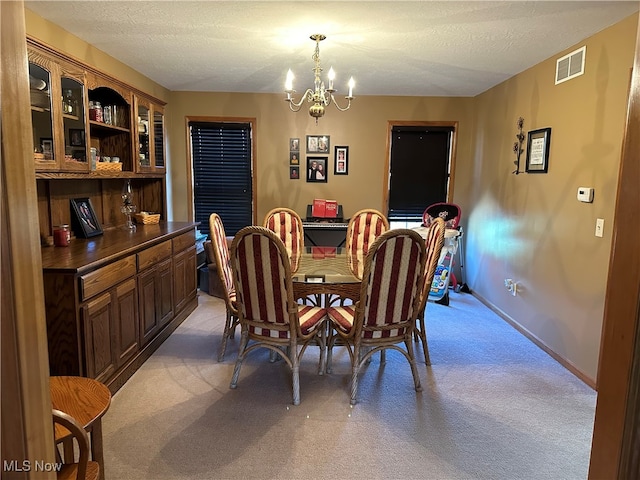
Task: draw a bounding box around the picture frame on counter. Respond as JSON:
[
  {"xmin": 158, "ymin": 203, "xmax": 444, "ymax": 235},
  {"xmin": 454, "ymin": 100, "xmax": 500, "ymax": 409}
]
[{"xmin": 70, "ymin": 198, "xmax": 103, "ymax": 238}]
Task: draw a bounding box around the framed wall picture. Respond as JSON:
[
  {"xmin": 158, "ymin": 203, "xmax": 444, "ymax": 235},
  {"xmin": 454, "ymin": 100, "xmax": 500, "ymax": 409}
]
[
  {"xmin": 290, "ymin": 151, "xmax": 300, "ymax": 165},
  {"xmin": 290, "ymin": 166, "xmax": 299, "ymax": 179},
  {"xmin": 306, "ymin": 135, "xmax": 330, "ymax": 154},
  {"xmin": 70, "ymin": 198, "xmax": 103, "ymax": 238},
  {"xmin": 525, "ymin": 127, "xmax": 551, "ymax": 173},
  {"xmin": 306, "ymin": 156, "xmax": 328, "ymax": 183},
  {"xmin": 334, "ymin": 146, "xmax": 349, "ymax": 175},
  {"xmin": 290, "ymin": 137, "xmax": 299, "ymax": 152}
]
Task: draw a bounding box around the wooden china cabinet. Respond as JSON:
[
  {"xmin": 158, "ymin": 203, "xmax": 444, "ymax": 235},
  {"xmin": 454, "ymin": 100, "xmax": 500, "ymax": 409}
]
[{"xmin": 28, "ymin": 36, "xmax": 198, "ymax": 394}]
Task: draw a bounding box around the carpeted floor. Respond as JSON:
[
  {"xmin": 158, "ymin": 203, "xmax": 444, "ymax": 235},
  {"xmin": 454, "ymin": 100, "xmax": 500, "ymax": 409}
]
[{"xmin": 102, "ymin": 291, "xmax": 596, "ymax": 480}]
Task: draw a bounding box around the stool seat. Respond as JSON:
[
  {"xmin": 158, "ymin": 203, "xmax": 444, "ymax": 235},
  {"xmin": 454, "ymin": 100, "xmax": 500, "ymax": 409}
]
[{"xmin": 50, "ymin": 376, "xmax": 111, "ymax": 480}]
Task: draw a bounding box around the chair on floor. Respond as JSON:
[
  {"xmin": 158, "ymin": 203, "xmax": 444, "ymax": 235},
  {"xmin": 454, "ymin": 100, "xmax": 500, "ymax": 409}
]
[
  {"xmin": 263, "ymin": 207, "xmax": 304, "ymax": 273},
  {"xmin": 229, "ymin": 226, "xmax": 327, "ymax": 405},
  {"xmin": 209, "ymin": 213, "xmax": 240, "ymax": 361},
  {"xmin": 345, "ymin": 208, "xmax": 389, "ymax": 279},
  {"xmin": 53, "ymin": 409, "xmax": 100, "ymax": 480},
  {"xmin": 414, "ymin": 217, "xmax": 446, "ymax": 365},
  {"xmin": 327, "ymin": 229, "xmax": 426, "ymax": 405}
]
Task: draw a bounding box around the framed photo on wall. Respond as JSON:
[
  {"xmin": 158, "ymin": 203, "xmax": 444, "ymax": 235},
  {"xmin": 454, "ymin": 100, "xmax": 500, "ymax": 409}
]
[
  {"xmin": 526, "ymin": 127, "xmax": 551, "ymax": 173},
  {"xmin": 334, "ymin": 146, "xmax": 349, "ymax": 175},
  {"xmin": 70, "ymin": 198, "xmax": 103, "ymax": 238},
  {"xmin": 290, "ymin": 137, "xmax": 300, "ymax": 152},
  {"xmin": 290, "ymin": 166, "xmax": 299, "ymax": 179},
  {"xmin": 290, "ymin": 151, "xmax": 300, "ymax": 165},
  {"xmin": 306, "ymin": 156, "xmax": 328, "ymax": 183},
  {"xmin": 306, "ymin": 135, "xmax": 330, "ymax": 154}
]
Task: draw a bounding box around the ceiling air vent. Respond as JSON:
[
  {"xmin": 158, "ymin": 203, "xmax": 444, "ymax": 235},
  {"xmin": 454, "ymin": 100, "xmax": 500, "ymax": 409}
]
[{"xmin": 555, "ymin": 46, "xmax": 586, "ymax": 85}]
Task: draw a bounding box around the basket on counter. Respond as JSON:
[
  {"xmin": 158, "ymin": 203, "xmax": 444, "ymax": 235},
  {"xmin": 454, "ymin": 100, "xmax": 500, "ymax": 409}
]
[
  {"xmin": 134, "ymin": 212, "xmax": 161, "ymax": 224},
  {"xmin": 95, "ymin": 162, "xmax": 123, "ymax": 172}
]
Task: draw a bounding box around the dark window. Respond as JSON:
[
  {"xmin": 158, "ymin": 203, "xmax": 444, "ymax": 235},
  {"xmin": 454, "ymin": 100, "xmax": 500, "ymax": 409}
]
[
  {"xmin": 189, "ymin": 121, "xmax": 252, "ymax": 237},
  {"xmin": 388, "ymin": 126, "xmax": 453, "ymax": 221}
]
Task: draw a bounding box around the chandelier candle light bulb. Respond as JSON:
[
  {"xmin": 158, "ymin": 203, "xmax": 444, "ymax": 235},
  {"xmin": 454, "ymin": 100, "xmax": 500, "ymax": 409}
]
[{"xmin": 285, "ymin": 34, "xmax": 355, "ymax": 124}]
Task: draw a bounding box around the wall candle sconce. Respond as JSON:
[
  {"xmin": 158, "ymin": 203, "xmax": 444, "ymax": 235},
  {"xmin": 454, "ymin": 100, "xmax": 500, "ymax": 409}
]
[{"xmin": 513, "ymin": 117, "xmax": 525, "ymax": 174}]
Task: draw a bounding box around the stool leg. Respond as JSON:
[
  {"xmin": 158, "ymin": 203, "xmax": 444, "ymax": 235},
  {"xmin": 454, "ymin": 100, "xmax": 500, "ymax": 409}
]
[{"xmin": 90, "ymin": 420, "xmax": 106, "ymax": 480}]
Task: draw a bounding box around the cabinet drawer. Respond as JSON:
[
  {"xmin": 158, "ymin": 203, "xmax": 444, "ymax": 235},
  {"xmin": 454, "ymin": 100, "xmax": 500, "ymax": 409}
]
[
  {"xmin": 137, "ymin": 240, "xmax": 172, "ymax": 271},
  {"xmin": 172, "ymin": 230, "xmax": 195, "ymax": 253},
  {"xmin": 80, "ymin": 255, "xmax": 136, "ymax": 301}
]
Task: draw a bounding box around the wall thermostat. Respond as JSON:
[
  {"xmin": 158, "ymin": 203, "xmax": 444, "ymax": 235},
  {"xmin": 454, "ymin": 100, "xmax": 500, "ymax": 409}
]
[{"xmin": 577, "ymin": 187, "xmax": 594, "ymax": 203}]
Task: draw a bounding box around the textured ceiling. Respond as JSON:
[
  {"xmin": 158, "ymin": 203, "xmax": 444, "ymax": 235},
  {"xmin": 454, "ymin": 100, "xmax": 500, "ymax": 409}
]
[{"xmin": 25, "ymin": 1, "xmax": 639, "ymax": 97}]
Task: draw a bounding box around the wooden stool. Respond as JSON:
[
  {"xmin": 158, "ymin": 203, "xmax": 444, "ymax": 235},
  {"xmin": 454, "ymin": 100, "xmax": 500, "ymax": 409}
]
[{"xmin": 50, "ymin": 376, "xmax": 111, "ymax": 480}]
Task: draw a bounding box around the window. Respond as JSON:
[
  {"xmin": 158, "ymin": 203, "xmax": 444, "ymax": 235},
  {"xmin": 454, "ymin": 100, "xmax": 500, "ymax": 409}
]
[
  {"xmin": 189, "ymin": 121, "xmax": 253, "ymax": 237},
  {"xmin": 388, "ymin": 125, "xmax": 454, "ymax": 224}
]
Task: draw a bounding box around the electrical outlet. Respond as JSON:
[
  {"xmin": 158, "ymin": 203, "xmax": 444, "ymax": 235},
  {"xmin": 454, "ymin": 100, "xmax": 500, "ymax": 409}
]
[{"xmin": 595, "ymin": 218, "xmax": 604, "ymax": 237}]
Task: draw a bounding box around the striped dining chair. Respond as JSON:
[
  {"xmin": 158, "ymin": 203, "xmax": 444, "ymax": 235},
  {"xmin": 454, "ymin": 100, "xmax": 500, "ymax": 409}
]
[
  {"xmin": 229, "ymin": 226, "xmax": 327, "ymax": 405},
  {"xmin": 345, "ymin": 208, "xmax": 389, "ymax": 279},
  {"xmin": 209, "ymin": 213, "xmax": 239, "ymax": 362},
  {"xmin": 327, "ymin": 229, "xmax": 426, "ymax": 405},
  {"xmin": 414, "ymin": 217, "xmax": 446, "ymax": 365},
  {"xmin": 263, "ymin": 207, "xmax": 304, "ymax": 273}
]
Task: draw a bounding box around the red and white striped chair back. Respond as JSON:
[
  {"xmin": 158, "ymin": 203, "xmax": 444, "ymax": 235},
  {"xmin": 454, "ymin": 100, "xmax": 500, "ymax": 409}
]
[
  {"xmin": 419, "ymin": 217, "xmax": 446, "ymax": 308},
  {"xmin": 231, "ymin": 226, "xmax": 295, "ymax": 339},
  {"xmin": 359, "ymin": 229, "xmax": 426, "ymax": 339},
  {"xmin": 209, "ymin": 213, "xmax": 235, "ymax": 299},
  {"xmin": 263, "ymin": 208, "xmax": 304, "ymax": 273},
  {"xmin": 346, "ymin": 209, "xmax": 389, "ymax": 279}
]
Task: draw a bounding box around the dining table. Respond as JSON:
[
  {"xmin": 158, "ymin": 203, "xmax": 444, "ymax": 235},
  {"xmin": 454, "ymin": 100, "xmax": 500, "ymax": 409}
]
[{"xmin": 292, "ymin": 246, "xmax": 362, "ymax": 306}]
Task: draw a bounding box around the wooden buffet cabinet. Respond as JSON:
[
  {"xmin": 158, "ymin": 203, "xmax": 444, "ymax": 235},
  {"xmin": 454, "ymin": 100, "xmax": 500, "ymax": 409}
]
[
  {"xmin": 28, "ymin": 37, "xmax": 197, "ymax": 393},
  {"xmin": 41, "ymin": 223, "xmax": 198, "ymax": 394}
]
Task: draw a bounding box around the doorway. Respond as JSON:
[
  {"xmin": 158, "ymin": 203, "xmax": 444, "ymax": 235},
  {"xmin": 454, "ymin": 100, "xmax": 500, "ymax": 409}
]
[{"xmin": 384, "ymin": 121, "xmax": 457, "ymax": 228}]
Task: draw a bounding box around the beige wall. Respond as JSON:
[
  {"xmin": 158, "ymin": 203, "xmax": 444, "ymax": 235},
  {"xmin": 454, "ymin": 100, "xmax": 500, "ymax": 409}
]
[
  {"xmin": 167, "ymin": 92, "xmax": 474, "ymax": 223},
  {"xmin": 465, "ymin": 13, "xmax": 638, "ymax": 383},
  {"xmin": 24, "ymin": 7, "xmax": 638, "ymax": 385}
]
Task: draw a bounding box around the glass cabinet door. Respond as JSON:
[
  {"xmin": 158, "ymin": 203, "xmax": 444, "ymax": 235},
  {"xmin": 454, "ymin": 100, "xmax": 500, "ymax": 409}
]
[
  {"xmin": 153, "ymin": 108, "xmax": 165, "ymax": 170},
  {"xmin": 61, "ymin": 76, "xmax": 87, "ymax": 167},
  {"xmin": 137, "ymin": 103, "xmax": 150, "ymax": 168},
  {"xmin": 29, "ymin": 63, "xmax": 55, "ymax": 169}
]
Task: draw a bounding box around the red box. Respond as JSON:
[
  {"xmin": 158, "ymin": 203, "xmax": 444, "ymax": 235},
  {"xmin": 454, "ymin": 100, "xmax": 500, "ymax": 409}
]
[
  {"xmin": 312, "ymin": 198, "xmax": 326, "ymax": 217},
  {"xmin": 325, "ymin": 200, "xmax": 338, "ymax": 218}
]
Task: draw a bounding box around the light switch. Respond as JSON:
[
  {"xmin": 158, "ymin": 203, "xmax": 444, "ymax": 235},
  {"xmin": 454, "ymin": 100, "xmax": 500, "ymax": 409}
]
[{"xmin": 595, "ymin": 218, "xmax": 604, "ymax": 237}]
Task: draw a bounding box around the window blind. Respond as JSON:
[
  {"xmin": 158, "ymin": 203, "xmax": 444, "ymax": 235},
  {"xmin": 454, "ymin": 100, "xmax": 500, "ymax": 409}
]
[
  {"xmin": 388, "ymin": 126, "xmax": 453, "ymax": 221},
  {"xmin": 190, "ymin": 121, "xmax": 252, "ymax": 237}
]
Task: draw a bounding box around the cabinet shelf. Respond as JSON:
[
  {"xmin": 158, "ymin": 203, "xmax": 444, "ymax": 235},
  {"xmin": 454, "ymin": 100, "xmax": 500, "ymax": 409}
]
[
  {"xmin": 63, "ymin": 112, "xmax": 80, "ymax": 121},
  {"xmin": 31, "ymin": 105, "xmax": 50, "ymax": 113},
  {"xmin": 35, "ymin": 171, "xmax": 165, "ymax": 180},
  {"xmin": 89, "ymin": 120, "xmax": 130, "ymax": 134}
]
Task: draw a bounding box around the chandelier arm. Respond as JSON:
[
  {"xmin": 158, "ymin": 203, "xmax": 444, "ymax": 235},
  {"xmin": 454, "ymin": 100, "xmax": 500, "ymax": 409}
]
[
  {"xmin": 286, "ymin": 88, "xmax": 314, "ymax": 111},
  {"xmin": 328, "ymin": 94, "xmax": 353, "ymax": 112}
]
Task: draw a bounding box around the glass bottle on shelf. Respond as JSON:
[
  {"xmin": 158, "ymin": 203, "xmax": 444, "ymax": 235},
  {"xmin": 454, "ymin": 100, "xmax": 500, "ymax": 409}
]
[
  {"xmin": 63, "ymin": 89, "xmax": 76, "ymax": 115},
  {"xmin": 121, "ymin": 179, "xmax": 136, "ymax": 231}
]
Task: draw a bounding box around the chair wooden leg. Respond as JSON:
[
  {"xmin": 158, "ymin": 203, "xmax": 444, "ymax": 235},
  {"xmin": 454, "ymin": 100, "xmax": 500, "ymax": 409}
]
[
  {"xmin": 230, "ymin": 331, "xmax": 249, "ymax": 388},
  {"xmin": 405, "ymin": 338, "xmax": 423, "ymax": 392},
  {"xmin": 317, "ymin": 321, "xmax": 327, "ymax": 375},
  {"xmin": 350, "ymin": 343, "xmax": 361, "ymax": 405},
  {"xmin": 292, "ymin": 356, "xmax": 301, "ymax": 406},
  {"xmin": 418, "ymin": 313, "xmax": 431, "ymax": 365},
  {"xmin": 218, "ymin": 309, "xmax": 235, "ymax": 362}
]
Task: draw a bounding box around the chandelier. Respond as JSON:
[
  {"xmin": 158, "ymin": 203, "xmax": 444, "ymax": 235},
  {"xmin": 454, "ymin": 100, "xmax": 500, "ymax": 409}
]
[{"xmin": 285, "ymin": 34, "xmax": 355, "ymax": 124}]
